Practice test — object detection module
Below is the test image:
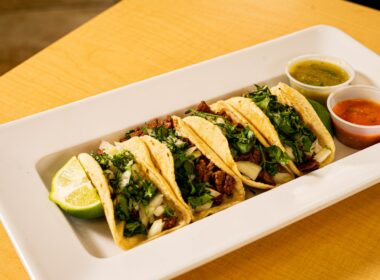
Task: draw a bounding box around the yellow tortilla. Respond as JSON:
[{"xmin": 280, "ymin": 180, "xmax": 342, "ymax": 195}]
[
  {"xmin": 270, "ymin": 82, "xmax": 335, "ymax": 167},
  {"xmin": 171, "ymin": 116, "xmax": 245, "ymax": 220},
  {"xmin": 223, "ymin": 97, "xmax": 301, "ymax": 176},
  {"xmin": 211, "ymin": 100, "xmax": 270, "ymax": 147},
  {"xmin": 78, "ymin": 137, "xmax": 191, "ymax": 250},
  {"xmin": 180, "ymin": 115, "xmax": 274, "ymax": 190},
  {"xmin": 139, "ymin": 135, "xmax": 193, "ymax": 218}
]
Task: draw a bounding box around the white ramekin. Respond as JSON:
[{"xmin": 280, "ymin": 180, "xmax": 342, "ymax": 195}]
[
  {"xmin": 327, "ymin": 85, "xmax": 380, "ymax": 149},
  {"xmin": 286, "ymin": 54, "xmax": 355, "ymax": 104}
]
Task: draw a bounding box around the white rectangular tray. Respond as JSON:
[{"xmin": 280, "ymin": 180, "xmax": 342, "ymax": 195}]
[{"xmin": 1, "ymin": 25, "xmax": 380, "ymax": 280}]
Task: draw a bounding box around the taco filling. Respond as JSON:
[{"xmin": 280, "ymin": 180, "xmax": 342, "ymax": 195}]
[
  {"xmin": 124, "ymin": 116, "xmax": 236, "ymax": 212},
  {"xmin": 188, "ymin": 102, "xmax": 292, "ymax": 185},
  {"xmin": 245, "ymin": 85, "xmax": 331, "ymax": 172},
  {"xmin": 92, "ymin": 145, "xmax": 179, "ymax": 238}
]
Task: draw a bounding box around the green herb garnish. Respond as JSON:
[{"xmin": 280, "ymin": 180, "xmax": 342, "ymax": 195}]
[
  {"xmin": 188, "ymin": 192, "xmax": 213, "ymax": 209},
  {"xmin": 187, "ymin": 109, "xmax": 289, "ymax": 175},
  {"xmin": 164, "ymin": 206, "xmax": 175, "ymax": 217},
  {"xmin": 124, "ymin": 221, "xmax": 147, "ymax": 237},
  {"xmin": 125, "ymin": 124, "xmax": 213, "ymax": 209},
  {"xmin": 92, "ymin": 150, "xmax": 160, "ymax": 237},
  {"xmin": 246, "ymin": 85, "xmax": 316, "ymax": 163}
]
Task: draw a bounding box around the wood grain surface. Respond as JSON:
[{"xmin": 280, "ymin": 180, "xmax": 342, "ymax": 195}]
[
  {"xmin": 0, "ymin": 0, "xmax": 115, "ymax": 75},
  {"xmin": 0, "ymin": 0, "xmax": 379, "ymax": 279}
]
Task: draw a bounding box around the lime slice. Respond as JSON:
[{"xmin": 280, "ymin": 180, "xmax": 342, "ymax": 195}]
[
  {"xmin": 49, "ymin": 156, "xmax": 104, "ymax": 219},
  {"xmin": 308, "ymin": 98, "xmax": 334, "ymax": 136}
]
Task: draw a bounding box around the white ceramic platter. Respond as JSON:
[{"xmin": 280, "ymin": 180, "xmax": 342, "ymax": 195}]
[{"xmin": 1, "ymin": 25, "xmax": 380, "ymax": 280}]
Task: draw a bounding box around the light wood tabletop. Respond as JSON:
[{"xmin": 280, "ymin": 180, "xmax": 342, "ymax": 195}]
[{"xmin": 1, "ymin": 0, "xmax": 379, "ymax": 279}]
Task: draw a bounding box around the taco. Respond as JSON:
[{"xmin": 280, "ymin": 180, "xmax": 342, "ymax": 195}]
[
  {"xmin": 78, "ymin": 137, "xmax": 191, "ymax": 250},
  {"xmin": 228, "ymin": 82, "xmax": 335, "ymax": 175},
  {"xmin": 183, "ymin": 101, "xmax": 295, "ymax": 189},
  {"xmin": 124, "ymin": 116, "xmax": 245, "ymax": 220}
]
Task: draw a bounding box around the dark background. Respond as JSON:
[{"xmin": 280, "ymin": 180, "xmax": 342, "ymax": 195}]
[{"xmin": 348, "ymin": 0, "xmax": 379, "ymax": 10}]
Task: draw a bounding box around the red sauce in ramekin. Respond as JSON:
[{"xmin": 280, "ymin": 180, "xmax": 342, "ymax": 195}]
[
  {"xmin": 333, "ymin": 99, "xmax": 380, "ymax": 149},
  {"xmin": 333, "ymin": 99, "xmax": 380, "ymax": 126},
  {"xmin": 333, "ymin": 123, "xmax": 380, "ymax": 149}
]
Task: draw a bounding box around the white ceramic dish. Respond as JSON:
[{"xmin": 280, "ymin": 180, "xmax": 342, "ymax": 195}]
[{"xmin": 1, "ymin": 25, "xmax": 380, "ymax": 280}]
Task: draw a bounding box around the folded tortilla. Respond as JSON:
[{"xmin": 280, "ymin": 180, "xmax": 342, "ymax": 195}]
[
  {"xmin": 270, "ymin": 83, "xmax": 335, "ymax": 167},
  {"xmin": 223, "ymin": 96, "xmax": 302, "ymax": 176},
  {"xmin": 182, "ymin": 106, "xmax": 294, "ymax": 190},
  {"xmin": 210, "ymin": 100, "xmax": 295, "ymax": 176},
  {"xmin": 226, "ymin": 82, "xmax": 335, "ymax": 175},
  {"xmin": 78, "ymin": 137, "xmax": 191, "ymax": 250},
  {"xmin": 141, "ymin": 116, "xmax": 245, "ymax": 220}
]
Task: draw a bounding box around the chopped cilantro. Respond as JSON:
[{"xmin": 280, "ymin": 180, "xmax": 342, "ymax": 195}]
[
  {"xmin": 92, "ymin": 150, "xmax": 160, "ymax": 238},
  {"xmin": 188, "ymin": 109, "xmax": 289, "ymax": 175},
  {"xmin": 163, "ymin": 206, "xmax": 175, "ymax": 217},
  {"xmin": 92, "ymin": 152, "xmax": 111, "ymax": 169},
  {"xmin": 173, "ymin": 154, "xmax": 212, "ymax": 208},
  {"xmin": 188, "ymin": 192, "xmax": 213, "ymax": 209},
  {"xmin": 124, "ymin": 221, "xmax": 146, "ymax": 237},
  {"xmin": 267, "ymin": 145, "xmax": 290, "ymax": 165},
  {"xmin": 125, "ymin": 121, "xmax": 213, "ymax": 209},
  {"xmin": 115, "ymin": 195, "xmax": 129, "ymax": 220},
  {"xmin": 246, "ymin": 85, "xmax": 316, "ymax": 163},
  {"xmin": 111, "ymin": 152, "xmax": 133, "ymax": 171}
]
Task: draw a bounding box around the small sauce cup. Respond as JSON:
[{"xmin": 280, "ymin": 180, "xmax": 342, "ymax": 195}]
[
  {"xmin": 286, "ymin": 54, "xmax": 355, "ymax": 104},
  {"xmin": 327, "ymin": 85, "xmax": 380, "ymax": 149}
]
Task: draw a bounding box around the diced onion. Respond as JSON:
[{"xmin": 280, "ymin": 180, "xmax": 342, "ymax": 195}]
[
  {"xmin": 148, "ymin": 219, "xmax": 164, "ymax": 238},
  {"xmin": 148, "ymin": 194, "xmax": 164, "ymax": 218},
  {"xmin": 154, "ymin": 205, "xmax": 165, "ymax": 217},
  {"xmin": 284, "ymin": 145, "xmax": 295, "ymax": 161},
  {"xmin": 185, "ymin": 146, "xmax": 202, "ymax": 158},
  {"xmin": 206, "ymin": 188, "xmax": 221, "ymax": 197},
  {"xmin": 185, "ymin": 146, "xmax": 198, "ymax": 156},
  {"xmin": 99, "ymin": 141, "xmax": 118, "ymax": 156},
  {"xmin": 118, "ymin": 170, "xmax": 131, "ymax": 188},
  {"xmin": 149, "ymin": 194, "xmax": 163, "ymax": 209},
  {"xmin": 99, "ymin": 140, "xmax": 112, "ymax": 151},
  {"xmin": 174, "ymin": 138, "xmax": 185, "ymax": 147},
  {"xmin": 311, "ymin": 140, "xmax": 323, "ymax": 154},
  {"xmin": 134, "ymin": 202, "xmax": 139, "ymax": 211},
  {"xmin": 104, "ymin": 170, "xmax": 115, "ymax": 180},
  {"xmin": 192, "ymin": 151, "xmax": 202, "ymax": 158},
  {"xmin": 139, "ymin": 207, "xmax": 149, "ymax": 226},
  {"xmin": 273, "ymin": 172, "xmax": 294, "ymax": 185},
  {"xmin": 236, "ymin": 161, "xmax": 262, "ymax": 181},
  {"xmin": 131, "ymin": 164, "xmax": 141, "ymax": 178},
  {"xmin": 314, "ymin": 148, "xmax": 331, "ymax": 163},
  {"xmin": 307, "ymin": 140, "xmax": 322, "ymax": 156},
  {"xmin": 195, "ymin": 202, "xmax": 213, "ymax": 212},
  {"xmin": 113, "ymin": 141, "xmax": 124, "ymax": 151},
  {"xmin": 216, "ymin": 117, "xmax": 225, "ymax": 124}
]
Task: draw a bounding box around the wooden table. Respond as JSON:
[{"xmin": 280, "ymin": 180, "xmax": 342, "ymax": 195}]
[{"xmin": 1, "ymin": 0, "xmax": 379, "ymax": 279}]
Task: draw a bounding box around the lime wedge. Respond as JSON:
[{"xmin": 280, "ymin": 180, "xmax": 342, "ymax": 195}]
[
  {"xmin": 49, "ymin": 156, "xmax": 104, "ymax": 219},
  {"xmin": 308, "ymin": 98, "xmax": 334, "ymax": 136}
]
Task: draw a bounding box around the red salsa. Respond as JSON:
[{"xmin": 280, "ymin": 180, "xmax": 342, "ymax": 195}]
[
  {"xmin": 333, "ymin": 99, "xmax": 380, "ymax": 149},
  {"xmin": 333, "ymin": 125, "xmax": 380, "ymax": 149},
  {"xmin": 333, "ymin": 99, "xmax": 380, "ymax": 126}
]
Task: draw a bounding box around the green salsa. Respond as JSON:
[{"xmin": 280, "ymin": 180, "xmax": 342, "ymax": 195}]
[{"xmin": 289, "ymin": 60, "xmax": 349, "ymax": 87}]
